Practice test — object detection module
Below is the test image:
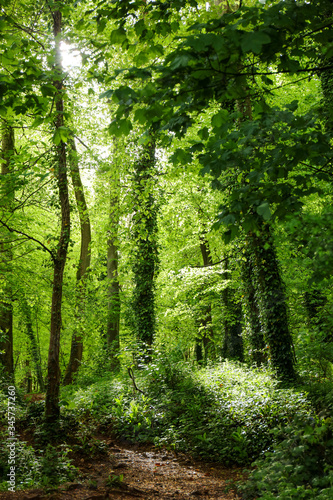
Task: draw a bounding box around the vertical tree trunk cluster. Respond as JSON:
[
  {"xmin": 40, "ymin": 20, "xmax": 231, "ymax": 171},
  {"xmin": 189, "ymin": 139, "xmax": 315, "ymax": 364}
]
[
  {"xmin": 0, "ymin": 124, "xmax": 15, "ymax": 379},
  {"xmin": 132, "ymin": 137, "xmax": 158, "ymax": 348},
  {"xmin": 45, "ymin": 7, "xmax": 71, "ymax": 422}
]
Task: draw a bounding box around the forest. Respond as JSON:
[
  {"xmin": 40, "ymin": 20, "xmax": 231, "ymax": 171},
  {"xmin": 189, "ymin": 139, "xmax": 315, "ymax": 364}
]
[{"xmin": 0, "ymin": 0, "xmax": 333, "ymax": 498}]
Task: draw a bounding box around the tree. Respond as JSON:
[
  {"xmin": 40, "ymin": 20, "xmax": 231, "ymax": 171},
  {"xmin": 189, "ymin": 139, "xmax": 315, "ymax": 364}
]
[
  {"xmin": 45, "ymin": 5, "xmax": 71, "ymax": 422},
  {"xmin": 63, "ymin": 139, "xmax": 91, "ymax": 385},
  {"xmin": 132, "ymin": 137, "xmax": 159, "ymax": 349},
  {"xmin": 0, "ymin": 124, "xmax": 15, "ymax": 379},
  {"xmin": 106, "ymin": 140, "xmax": 121, "ymax": 370}
]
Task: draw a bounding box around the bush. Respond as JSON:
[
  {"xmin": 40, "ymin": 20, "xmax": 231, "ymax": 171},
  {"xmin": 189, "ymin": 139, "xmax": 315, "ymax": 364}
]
[
  {"xmin": 0, "ymin": 439, "xmax": 77, "ymax": 491},
  {"xmin": 240, "ymin": 415, "xmax": 333, "ymax": 499}
]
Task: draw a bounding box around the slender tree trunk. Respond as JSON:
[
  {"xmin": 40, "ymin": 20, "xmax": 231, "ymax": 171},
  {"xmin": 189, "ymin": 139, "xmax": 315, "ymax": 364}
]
[
  {"xmin": 63, "ymin": 139, "xmax": 91, "ymax": 385},
  {"xmin": 249, "ymin": 222, "xmax": 296, "ymax": 382},
  {"xmin": 0, "ymin": 124, "xmax": 14, "ymax": 379},
  {"xmin": 132, "ymin": 137, "xmax": 158, "ymax": 348},
  {"xmin": 221, "ymin": 258, "xmax": 244, "ymax": 362},
  {"xmin": 45, "ymin": 8, "xmax": 71, "ymax": 423},
  {"xmin": 22, "ymin": 299, "xmax": 44, "ymax": 391},
  {"xmin": 195, "ymin": 236, "xmax": 214, "ymax": 362},
  {"xmin": 25, "ymin": 360, "xmax": 32, "ymax": 393},
  {"xmin": 241, "ymin": 250, "xmax": 266, "ymax": 365},
  {"xmin": 106, "ymin": 147, "xmax": 120, "ymax": 370}
]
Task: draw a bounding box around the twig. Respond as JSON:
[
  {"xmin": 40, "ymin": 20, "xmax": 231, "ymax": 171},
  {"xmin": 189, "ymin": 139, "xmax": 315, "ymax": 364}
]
[
  {"xmin": 0, "ymin": 219, "xmax": 56, "ymax": 262},
  {"xmin": 128, "ymin": 367, "xmax": 146, "ymax": 396}
]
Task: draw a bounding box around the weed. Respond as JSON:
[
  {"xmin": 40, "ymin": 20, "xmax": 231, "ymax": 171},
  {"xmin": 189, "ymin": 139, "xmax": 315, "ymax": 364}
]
[{"xmin": 105, "ymin": 473, "xmax": 124, "ymax": 487}]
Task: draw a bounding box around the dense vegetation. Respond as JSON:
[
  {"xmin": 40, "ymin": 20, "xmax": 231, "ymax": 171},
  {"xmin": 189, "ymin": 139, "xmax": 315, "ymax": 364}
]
[{"xmin": 1, "ymin": 0, "xmax": 333, "ymax": 497}]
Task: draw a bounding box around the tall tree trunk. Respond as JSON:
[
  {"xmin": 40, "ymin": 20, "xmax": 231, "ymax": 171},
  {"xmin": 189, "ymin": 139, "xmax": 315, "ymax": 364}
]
[
  {"xmin": 132, "ymin": 137, "xmax": 158, "ymax": 349},
  {"xmin": 241, "ymin": 250, "xmax": 266, "ymax": 365},
  {"xmin": 106, "ymin": 159, "xmax": 120, "ymax": 370},
  {"xmin": 195, "ymin": 236, "xmax": 214, "ymax": 362},
  {"xmin": 0, "ymin": 124, "xmax": 14, "ymax": 379},
  {"xmin": 45, "ymin": 8, "xmax": 71, "ymax": 423},
  {"xmin": 221, "ymin": 259, "xmax": 244, "ymax": 362},
  {"xmin": 22, "ymin": 299, "xmax": 44, "ymax": 391},
  {"xmin": 249, "ymin": 222, "xmax": 296, "ymax": 382},
  {"xmin": 63, "ymin": 139, "xmax": 91, "ymax": 385}
]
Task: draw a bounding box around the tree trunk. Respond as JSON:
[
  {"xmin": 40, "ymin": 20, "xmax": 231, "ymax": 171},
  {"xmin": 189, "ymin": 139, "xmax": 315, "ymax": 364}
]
[
  {"xmin": 132, "ymin": 137, "xmax": 158, "ymax": 349},
  {"xmin": 63, "ymin": 139, "xmax": 91, "ymax": 385},
  {"xmin": 45, "ymin": 8, "xmax": 70, "ymax": 423},
  {"xmin": 221, "ymin": 259, "xmax": 244, "ymax": 363},
  {"xmin": 241, "ymin": 251, "xmax": 266, "ymax": 365},
  {"xmin": 106, "ymin": 149, "xmax": 120, "ymax": 370},
  {"xmin": 195, "ymin": 236, "xmax": 214, "ymax": 362},
  {"xmin": 22, "ymin": 299, "xmax": 44, "ymax": 391},
  {"xmin": 249, "ymin": 222, "xmax": 296, "ymax": 382},
  {"xmin": 0, "ymin": 124, "xmax": 15, "ymax": 379}
]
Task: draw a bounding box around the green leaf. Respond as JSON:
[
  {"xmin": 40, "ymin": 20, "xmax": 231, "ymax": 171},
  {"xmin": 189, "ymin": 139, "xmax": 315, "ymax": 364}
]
[
  {"xmin": 32, "ymin": 117, "xmax": 44, "ymax": 127},
  {"xmin": 241, "ymin": 31, "xmax": 271, "ymax": 54},
  {"xmin": 99, "ymin": 89, "xmax": 113, "ymax": 99},
  {"xmin": 107, "ymin": 119, "xmax": 132, "ymax": 137},
  {"xmin": 110, "ymin": 28, "xmax": 127, "ymax": 44},
  {"xmin": 52, "ymin": 126, "xmax": 70, "ymax": 145},
  {"xmin": 198, "ymin": 127, "xmax": 209, "ymax": 140},
  {"xmin": 169, "ymin": 53, "xmax": 191, "ymax": 70},
  {"xmin": 256, "ymin": 202, "xmax": 271, "ymax": 221},
  {"xmin": 211, "ymin": 109, "xmax": 229, "ymax": 128},
  {"xmin": 97, "ymin": 19, "xmax": 107, "ymax": 34}
]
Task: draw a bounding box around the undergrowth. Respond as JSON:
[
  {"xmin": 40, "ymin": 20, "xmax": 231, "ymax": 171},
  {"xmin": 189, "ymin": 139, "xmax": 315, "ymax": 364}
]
[{"xmin": 60, "ymin": 355, "xmax": 312, "ymax": 465}]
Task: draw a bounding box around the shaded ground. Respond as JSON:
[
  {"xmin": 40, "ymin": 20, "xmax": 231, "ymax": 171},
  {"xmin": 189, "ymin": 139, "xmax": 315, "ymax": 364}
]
[{"xmin": 1, "ymin": 437, "xmax": 243, "ymax": 499}]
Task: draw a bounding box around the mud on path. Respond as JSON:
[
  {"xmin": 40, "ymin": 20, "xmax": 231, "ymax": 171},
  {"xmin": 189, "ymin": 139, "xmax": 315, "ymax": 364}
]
[{"xmin": 1, "ymin": 438, "xmax": 243, "ymax": 500}]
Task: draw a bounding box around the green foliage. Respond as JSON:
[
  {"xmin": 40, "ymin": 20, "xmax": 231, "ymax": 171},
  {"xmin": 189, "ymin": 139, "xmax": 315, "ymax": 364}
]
[
  {"xmin": 0, "ymin": 438, "xmax": 76, "ymax": 491},
  {"xmin": 241, "ymin": 416, "xmax": 333, "ymax": 499},
  {"xmin": 61, "ymin": 359, "xmax": 312, "ymax": 465},
  {"xmin": 106, "ymin": 473, "xmax": 124, "ymax": 487}
]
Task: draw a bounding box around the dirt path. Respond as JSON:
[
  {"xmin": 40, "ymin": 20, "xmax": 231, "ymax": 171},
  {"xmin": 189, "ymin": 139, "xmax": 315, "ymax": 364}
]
[{"xmin": 1, "ymin": 439, "xmax": 243, "ymax": 500}]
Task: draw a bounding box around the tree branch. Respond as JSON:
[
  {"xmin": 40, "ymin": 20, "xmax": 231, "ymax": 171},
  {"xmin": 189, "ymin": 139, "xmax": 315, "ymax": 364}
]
[{"xmin": 0, "ymin": 219, "xmax": 56, "ymax": 262}]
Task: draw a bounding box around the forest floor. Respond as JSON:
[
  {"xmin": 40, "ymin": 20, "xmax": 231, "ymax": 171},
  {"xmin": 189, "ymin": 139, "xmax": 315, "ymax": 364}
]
[{"xmin": 1, "ymin": 435, "xmax": 244, "ymax": 500}]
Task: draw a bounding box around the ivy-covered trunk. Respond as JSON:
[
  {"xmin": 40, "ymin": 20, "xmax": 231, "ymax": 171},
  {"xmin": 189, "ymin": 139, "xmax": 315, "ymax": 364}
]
[
  {"xmin": 241, "ymin": 250, "xmax": 266, "ymax": 365},
  {"xmin": 22, "ymin": 299, "xmax": 44, "ymax": 391},
  {"xmin": 195, "ymin": 236, "xmax": 214, "ymax": 362},
  {"xmin": 63, "ymin": 139, "xmax": 91, "ymax": 385},
  {"xmin": 221, "ymin": 259, "xmax": 244, "ymax": 362},
  {"xmin": 45, "ymin": 7, "xmax": 71, "ymax": 423},
  {"xmin": 249, "ymin": 222, "xmax": 296, "ymax": 382},
  {"xmin": 106, "ymin": 149, "xmax": 120, "ymax": 370},
  {"xmin": 0, "ymin": 124, "xmax": 15, "ymax": 379},
  {"xmin": 132, "ymin": 137, "xmax": 158, "ymax": 348}
]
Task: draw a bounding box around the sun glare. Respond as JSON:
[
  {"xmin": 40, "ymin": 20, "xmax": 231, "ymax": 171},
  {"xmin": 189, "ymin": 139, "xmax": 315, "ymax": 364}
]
[{"xmin": 60, "ymin": 42, "xmax": 82, "ymax": 69}]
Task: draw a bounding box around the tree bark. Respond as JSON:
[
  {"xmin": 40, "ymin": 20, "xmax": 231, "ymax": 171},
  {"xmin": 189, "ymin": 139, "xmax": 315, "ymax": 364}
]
[
  {"xmin": 249, "ymin": 223, "xmax": 296, "ymax": 382},
  {"xmin": 106, "ymin": 161, "xmax": 120, "ymax": 369},
  {"xmin": 132, "ymin": 137, "xmax": 158, "ymax": 349},
  {"xmin": 195, "ymin": 236, "xmax": 214, "ymax": 362},
  {"xmin": 22, "ymin": 299, "xmax": 44, "ymax": 391},
  {"xmin": 63, "ymin": 139, "xmax": 91, "ymax": 385},
  {"xmin": 221, "ymin": 259, "xmax": 244, "ymax": 362},
  {"xmin": 0, "ymin": 124, "xmax": 15, "ymax": 379},
  {"xmin": 45, "ymin": 8, "xmax": 70, "ymax": 423},
  {"xmin": 241, "ymin": 250, "xmax": 266, "ymax": 365}
]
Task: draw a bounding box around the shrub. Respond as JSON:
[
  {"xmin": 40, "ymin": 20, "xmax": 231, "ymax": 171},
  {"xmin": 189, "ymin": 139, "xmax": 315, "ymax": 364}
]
[{"xmin": 240, "ymin": 416, "xmax": 333, "ymax": 499}]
